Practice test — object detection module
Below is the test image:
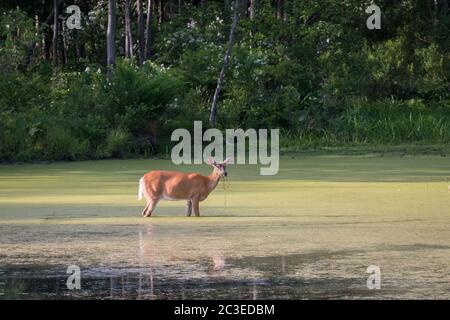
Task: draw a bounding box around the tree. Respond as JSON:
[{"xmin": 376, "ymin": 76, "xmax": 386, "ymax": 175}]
[
  {"xmin": 437, "ymin": 0, "xmax": 449, "ymax": 15},
  {"xmin": 248, "ymin": 0, "xmax": 255, "ymax": 19},
  {"xmin": 107, "ymin": 0, "xmax": 117, "ymax": 81},
  {"xmin": 137, "ymin": 0, "xmax": 145, "ymax": 65},
  {"xmin": 145, "ymin": 0, "xmax": 154, "ymax": 59},
  {"xmin": 277, "ymin": 0, "xmax": 286, "ymax": 20},
  {"xmin": 124, "ymin": 0, "xmax": 133, "ymax": 59},
  {"xmin": 52, "ymin": 0, "xmax": 59, "ymax": 66},
  {"xmin": 157, "ymin": 0, "xmax": 163, "ymax": 26},
  {"xmin": 61, "ymin": 19, "xmax": 67, "ymax": 65},
  {"xmin": 209, "ymin": 0, "xmax": 241, "ymax": 126}
]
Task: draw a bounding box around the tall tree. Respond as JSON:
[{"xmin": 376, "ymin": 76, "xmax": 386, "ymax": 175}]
[
  {"xmin": 124, "ymin": 0, "xmax": 133, "ymax": 59},
  {"xmin": 52, "ymin": 0, "xmax": 59, "ymax": 66},
  {"xmin": 137, "ymin": 0, "xmax": 145, "ymax": 65},
  {"xmin": 61, "ymin": 20, "xmax": 67, "ymax": 65},
  {"xmin": 157, "ymin": 0, "xmax": 163, "ymax": 26},
  {"xmin": 43, "ymin": 27, "xmax": 51, "ymax": 60},
  {"xmin": 437, "ymin": 0, "xmax": 449, "ymax": 15},
  {"xmin": 74, "ymin": 29, "xmax": 86, "ymax": 62},
  {"xmin": 248, "ymin": 0, "xmax": 255, "ymax": 19},
  {"xmin": 277, "ymin": 0, "xmax": 285, "ymax": 20},
  {"xmin": 145, "ymin": 0, "xmax": 154, "ymax": 59},
  {"xmin": 107, "ymin": 0, "xmax": 117, "ymax": 81},
  {"xmin": 209, "ymin": 0, "xmax": 241, "ymax": 126}
]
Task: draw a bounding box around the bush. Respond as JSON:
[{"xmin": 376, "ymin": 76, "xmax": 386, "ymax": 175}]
[
  {"xmin": 105, "ymin": 128, "xmax": 130, "ymax": 158},
  {"xmin": 335, "ymin": 99, "xmax": 450, "ymax": 144},
  {"xmin": 44, "ymin": 127, "xmax": 88, "ymax": 161},
  {"xmin": 0, "ymin": 114, "xmax": 32, "ymax": 161},
  {"xmin": 1, "ymin": 4, "xmax": 449, "ymax": 163}
]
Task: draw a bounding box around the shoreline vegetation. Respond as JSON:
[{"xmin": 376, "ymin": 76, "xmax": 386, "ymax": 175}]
[
  {"xmin": 1, "ymin": 2, "xmax": 449, "ymax": 163},
  {"xmin": 280, "ymin": 143, "xmax": 450, "ymax": 157},
  {"xmin": 1, "ymin": 143, "xmax": 450, "ymax": 166}
]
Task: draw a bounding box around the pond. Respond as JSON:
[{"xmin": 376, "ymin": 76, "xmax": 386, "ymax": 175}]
[{"xmin": 1, "ymin": 156, "xmax": 449, "ymax": 299}]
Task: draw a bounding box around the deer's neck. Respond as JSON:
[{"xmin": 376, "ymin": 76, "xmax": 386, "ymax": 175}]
[{"xmin": 207, "ymin": 170, "xmax": 222, "ymax": 193}]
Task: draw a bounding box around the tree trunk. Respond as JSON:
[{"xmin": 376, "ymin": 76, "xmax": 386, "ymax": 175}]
[
  {"xmin": 438, "ymin": 0, "xmax": 449, "ymax": 14},
  {"xmin": 209, "ymin": 0, "xmax": 241, "ymax": 126},
  {"xmin": 61, "ymin": 21, "xmax": 67, "ymax": 65},
  {"xmin": 124, "ymin": 0, "xmax": 133, "ymax": 59},
  {"xmin": 277, "ymin": 0, "xmax": 284, "ymax": 20},
  {"xmin": 157, "ymin": 0, "xmax": 163, "ymax": 26},
  {"xmin": 43, "ymin": 26, "xmax": 50, "ymax": 60},
  {"xmin": 52, "ymin": 0, "xmax": 59, "ymax": 67},
  {"xmin": 248, "ymin": 0, "xmax": 255, "ymax": 19},
  {"xmin": 145, "ymin": 0, "xmax": 154, "ymax": 59},
  {"xmin": 137, "ymin": 0, "xmax": 145, "ymax": 65},
  {"xmin": 107, "ymin": 0, "xmax": 117, "ymax": 81},
  {"xmin": 74, "ymin": 29, "xmax": 86, "ymax": 62},
  {"xmin": 168, "ymin": 0, "xmax": 172, "ymax": 19}
]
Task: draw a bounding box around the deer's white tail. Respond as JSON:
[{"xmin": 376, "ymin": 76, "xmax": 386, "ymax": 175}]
[{"xmin": 138, "ymin": 177, "xmax": 144, "ymax": 201}]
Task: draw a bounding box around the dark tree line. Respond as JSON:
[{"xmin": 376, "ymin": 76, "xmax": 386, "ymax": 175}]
[{"xmin": 4, "ymin": 0, "xmax": 450, "ymax": 69}]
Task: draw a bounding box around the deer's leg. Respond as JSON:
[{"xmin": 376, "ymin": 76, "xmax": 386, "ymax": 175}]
[
  {"xmin": 141, "ymin": 203, "xmax": 150, "ymax": 216},
  {"xmin": 192, "ymin": 199, "xmax": 200, "ymax": 217},
  {"xmin": 186, "ymin": 200, "xmax": 192, "ymax": 216},
  {"xmin": 143, "ymin": 199, "xmax": 158, "ymax": 217}
]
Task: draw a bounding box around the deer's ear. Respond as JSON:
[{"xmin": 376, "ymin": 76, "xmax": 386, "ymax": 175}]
[
  {"xmin": 223, "ymin": 157, "xmax": 232, "ymax": 164},
  {"xmin": 207, "ymin": 158, "xmax": 215, "ymax": 166}
]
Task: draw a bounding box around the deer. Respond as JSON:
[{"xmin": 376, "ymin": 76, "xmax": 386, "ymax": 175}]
[{"xmin": 138, "ymin": 158, "xmax": 230, "ymax": 217}]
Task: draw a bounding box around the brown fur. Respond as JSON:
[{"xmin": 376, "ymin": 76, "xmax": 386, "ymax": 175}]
[{"xmin": 138, "ymin": 159, "xmax": 229, "ymax": 217}]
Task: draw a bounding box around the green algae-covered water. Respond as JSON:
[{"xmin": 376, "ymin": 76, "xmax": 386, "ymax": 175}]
[{"xmin": 0, "ymin": 155, "xmax": 449, "ymax": 299}]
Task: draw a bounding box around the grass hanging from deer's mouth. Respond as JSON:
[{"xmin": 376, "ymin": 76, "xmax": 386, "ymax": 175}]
[{"xmin": 222, "ymin": 176, "xmax": 230, "ymax": 206}]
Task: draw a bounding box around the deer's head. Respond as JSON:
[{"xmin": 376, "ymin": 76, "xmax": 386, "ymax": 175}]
[{"xmin": 207, "ymin": 158, "xmax": 231, "ymax": 177}]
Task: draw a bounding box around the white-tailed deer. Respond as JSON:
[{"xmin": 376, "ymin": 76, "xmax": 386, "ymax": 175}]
[{"xmin": 138, "ymin": 158, "xmax": 230, "ymax": 217}]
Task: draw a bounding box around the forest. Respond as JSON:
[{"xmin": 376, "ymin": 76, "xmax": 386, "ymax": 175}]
[{"xmin": 0, "ymin": 0, "xmax": 449, "ymax": 162}]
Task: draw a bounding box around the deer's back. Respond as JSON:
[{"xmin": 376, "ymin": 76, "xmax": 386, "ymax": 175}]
[{"xmin": 142, "ymin": 170, "xmax": 208, "ymax": 199}]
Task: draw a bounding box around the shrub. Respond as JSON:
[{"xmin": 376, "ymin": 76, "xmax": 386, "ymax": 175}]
[
  {"xmin": 0, "ymin": 114, "xmax": 32, "ymax": 161},
  {"xmin": 44, "ymin": 127, "xmax": 88, "ymax": 161},
  {"xmin": 105, "ymin": 128, "xmax": 130, "ymax": 158}
]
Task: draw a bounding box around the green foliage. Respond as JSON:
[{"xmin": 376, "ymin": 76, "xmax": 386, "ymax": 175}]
[
  {"xmin": 0, "ymin": 2, "xmax": 449, "ymax": 162},
  {"xmin": 0, "ymin": 8, "xmax": 39, "ymax": 71},
  {"xmin": 105, "ymin": 128, "xmax": 130, "ymax": 158},
  {"xmin": 44, "ymin": 127, "xmax": 88, "ymax": 161},
  {"xmin": 0, "ymin": 58, "xmax": 182, "ymax": 161},
  {"xmin": 280, "ymin": 99, "xmax": 450, "ymax": 149},
  {"xmin": 0, "ymin": 113, "xmax": 32, "ymax": 161}
]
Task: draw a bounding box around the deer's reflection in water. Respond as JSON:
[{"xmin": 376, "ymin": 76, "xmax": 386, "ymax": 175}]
[
  {"xmin": 208, "ymin": 255, "xmax": 225, "ymax": 273},
  {"xmin": 106, "ymin": 254, "xmax": 226, "ymax": 299}
]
